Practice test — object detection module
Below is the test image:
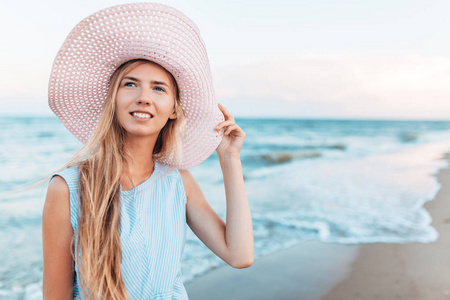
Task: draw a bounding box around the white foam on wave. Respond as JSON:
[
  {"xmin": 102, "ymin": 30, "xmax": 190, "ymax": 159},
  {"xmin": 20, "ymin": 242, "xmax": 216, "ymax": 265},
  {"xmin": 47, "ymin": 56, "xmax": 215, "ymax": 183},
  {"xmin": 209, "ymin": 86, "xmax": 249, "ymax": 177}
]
[{"xmin": 245, "ymin": 140, "xmax": 450, "ymax": 246}]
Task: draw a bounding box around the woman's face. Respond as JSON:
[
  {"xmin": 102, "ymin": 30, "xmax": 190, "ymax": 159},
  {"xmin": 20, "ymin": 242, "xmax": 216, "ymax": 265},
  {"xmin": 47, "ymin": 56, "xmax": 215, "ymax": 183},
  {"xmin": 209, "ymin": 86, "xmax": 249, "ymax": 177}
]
[{"xmin": 115, "ymin": 61, "xmax": 177, "ymax": 139}]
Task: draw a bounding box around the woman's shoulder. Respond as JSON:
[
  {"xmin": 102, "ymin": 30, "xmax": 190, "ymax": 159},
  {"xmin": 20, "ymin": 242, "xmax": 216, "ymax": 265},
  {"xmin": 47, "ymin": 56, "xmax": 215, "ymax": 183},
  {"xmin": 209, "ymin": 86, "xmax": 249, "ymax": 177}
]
[
  {"xmin": 45, "ymin": 166, "xmax": 78, "ymax": 217},
  {"xmin": 47, "ymin": 165, "xmax": 81, "ymax": 232},
  {"xmin": 177, "ymin": 169, "xmax": 196, "ymax": 202},
  {"xmin": 155, "ymin": 161, "xmax": 194, "ymax": 200},
  {"xmin": 48, "ymin": 164, "xmax": 80, "ymax": 194},
  {"xmin": 47, "ymin": 173, "xmax": 70, "ymax": 199},
  {"xmin": 43, "ymin": 168, "xmax": 75, "ymax": 251}
]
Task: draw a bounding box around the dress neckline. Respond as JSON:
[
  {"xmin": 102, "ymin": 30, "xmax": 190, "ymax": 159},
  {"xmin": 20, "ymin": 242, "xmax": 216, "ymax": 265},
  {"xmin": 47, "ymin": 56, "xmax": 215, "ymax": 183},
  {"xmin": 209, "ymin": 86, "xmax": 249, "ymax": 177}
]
[{"xmin": 120, "ymin": 162, "xmax": 160, "ymax": 194}]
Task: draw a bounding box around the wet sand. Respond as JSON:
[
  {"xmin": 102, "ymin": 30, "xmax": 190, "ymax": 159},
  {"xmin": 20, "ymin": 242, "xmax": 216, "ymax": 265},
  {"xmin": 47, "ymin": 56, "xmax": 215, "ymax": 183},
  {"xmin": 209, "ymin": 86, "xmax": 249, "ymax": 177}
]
[{"xmin": 185, "ymin": 241, "xmax": 359, "ymax": 300}]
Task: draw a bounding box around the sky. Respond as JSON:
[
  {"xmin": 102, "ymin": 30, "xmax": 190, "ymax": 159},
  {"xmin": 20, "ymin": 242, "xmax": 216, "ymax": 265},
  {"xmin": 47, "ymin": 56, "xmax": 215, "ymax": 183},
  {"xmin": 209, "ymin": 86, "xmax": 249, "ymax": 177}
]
[{"xmin": 1, "ymin": 0, "xmax": 450, "ymax": 119}]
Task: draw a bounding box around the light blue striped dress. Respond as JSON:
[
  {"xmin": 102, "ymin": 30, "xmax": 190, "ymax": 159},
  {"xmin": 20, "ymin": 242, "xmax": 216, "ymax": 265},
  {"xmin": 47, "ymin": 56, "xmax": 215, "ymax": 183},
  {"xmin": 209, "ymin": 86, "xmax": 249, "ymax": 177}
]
[{"xmin": 50, "ymin": 161, "xmax": 189, "ymax": 299}]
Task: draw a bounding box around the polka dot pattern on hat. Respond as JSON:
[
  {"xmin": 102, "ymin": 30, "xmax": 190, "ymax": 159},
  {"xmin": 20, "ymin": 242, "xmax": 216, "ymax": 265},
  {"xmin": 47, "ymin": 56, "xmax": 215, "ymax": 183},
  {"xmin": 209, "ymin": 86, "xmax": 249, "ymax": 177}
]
[{"xmin": 48, "ymin": 2, "xmax": 224, "ymax": 169}]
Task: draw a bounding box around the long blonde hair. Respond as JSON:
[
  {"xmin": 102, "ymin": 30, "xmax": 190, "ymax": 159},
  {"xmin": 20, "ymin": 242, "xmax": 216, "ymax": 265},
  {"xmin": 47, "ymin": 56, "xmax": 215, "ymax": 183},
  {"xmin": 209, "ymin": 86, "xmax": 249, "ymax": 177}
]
[{"xmin": 60, "ymin": 59, "xmax": 184, "ymax": 299}]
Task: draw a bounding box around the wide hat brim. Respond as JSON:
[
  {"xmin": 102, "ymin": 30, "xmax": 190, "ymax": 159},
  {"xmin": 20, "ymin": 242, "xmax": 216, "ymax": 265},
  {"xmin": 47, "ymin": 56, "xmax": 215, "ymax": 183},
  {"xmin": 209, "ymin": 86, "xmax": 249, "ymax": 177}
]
[{"xmin": 48, "ymin": 2, "xmax": 224, "ymax": 169}]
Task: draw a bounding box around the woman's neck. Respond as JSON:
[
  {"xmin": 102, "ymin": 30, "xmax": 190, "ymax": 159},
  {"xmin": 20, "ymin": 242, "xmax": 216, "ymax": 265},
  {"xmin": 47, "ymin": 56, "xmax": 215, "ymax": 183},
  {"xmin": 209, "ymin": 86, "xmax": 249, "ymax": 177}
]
[{"xmin": 123, "ymin": 136, "xmax": 157, "ymax": 177}]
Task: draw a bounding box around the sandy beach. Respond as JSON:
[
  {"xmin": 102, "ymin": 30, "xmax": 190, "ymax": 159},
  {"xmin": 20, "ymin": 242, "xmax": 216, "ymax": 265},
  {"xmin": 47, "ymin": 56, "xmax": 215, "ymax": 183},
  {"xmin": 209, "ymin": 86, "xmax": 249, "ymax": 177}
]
[
  {"xmin": 319, "ymin": 152, "xmax": 450, "ymax": 300},
  {"xmin": 185, "ymin": 152, "xmax": 450, "ymax": 300}
]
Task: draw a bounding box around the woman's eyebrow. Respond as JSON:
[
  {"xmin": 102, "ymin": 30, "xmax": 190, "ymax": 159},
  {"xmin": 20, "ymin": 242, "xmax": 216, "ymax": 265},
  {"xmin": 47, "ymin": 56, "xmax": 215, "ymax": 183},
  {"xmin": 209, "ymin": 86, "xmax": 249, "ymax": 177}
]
[
  {"xmin": 151, "ymin": 80, "xmax": 169, "ymax": 87},
  {"xmin": 122, "ymin": 76, "xmax": 138, "ymax": 81}
]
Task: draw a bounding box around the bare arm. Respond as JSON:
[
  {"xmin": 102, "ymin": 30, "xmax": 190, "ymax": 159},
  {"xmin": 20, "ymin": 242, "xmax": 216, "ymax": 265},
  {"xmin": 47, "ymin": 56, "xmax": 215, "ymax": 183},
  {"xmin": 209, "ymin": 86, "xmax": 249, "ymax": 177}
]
[
  {"xmin": 219, "ymin": 153, "xmax": 254, "ymax": 268},
  {"xmin": 42, "ymin": 175, "xmax": 74, "ymax": 299},
  {"xmin": 182, "ymin": 164, "xmax": 254, "ymax": 269},
  {"xmin": 183, "ymin": 103, "xmax": 254, "ymax": 269}
]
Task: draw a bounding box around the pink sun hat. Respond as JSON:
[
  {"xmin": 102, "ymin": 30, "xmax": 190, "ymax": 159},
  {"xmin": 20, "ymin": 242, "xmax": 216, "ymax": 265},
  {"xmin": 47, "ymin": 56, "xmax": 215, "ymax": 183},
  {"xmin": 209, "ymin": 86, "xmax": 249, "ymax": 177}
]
[{"xmin": 48, "ymin": 2, "xmax": 224, "ymax": 170}]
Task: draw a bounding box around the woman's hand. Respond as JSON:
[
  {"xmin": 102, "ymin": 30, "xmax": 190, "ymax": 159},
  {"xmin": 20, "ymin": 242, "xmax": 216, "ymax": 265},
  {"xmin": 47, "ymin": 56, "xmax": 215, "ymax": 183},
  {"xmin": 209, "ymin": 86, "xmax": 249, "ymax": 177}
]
[{"xmin": 215, "ymin": 103, "xmax": 245, "ymax": 157}]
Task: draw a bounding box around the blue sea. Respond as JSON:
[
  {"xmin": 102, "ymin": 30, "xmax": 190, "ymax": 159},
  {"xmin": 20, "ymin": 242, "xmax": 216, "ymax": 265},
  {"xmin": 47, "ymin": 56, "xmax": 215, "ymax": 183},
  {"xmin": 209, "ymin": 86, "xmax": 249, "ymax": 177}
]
[{"xmin": 1, "ymin": 116, "xmax": 450, "ymax": 299}]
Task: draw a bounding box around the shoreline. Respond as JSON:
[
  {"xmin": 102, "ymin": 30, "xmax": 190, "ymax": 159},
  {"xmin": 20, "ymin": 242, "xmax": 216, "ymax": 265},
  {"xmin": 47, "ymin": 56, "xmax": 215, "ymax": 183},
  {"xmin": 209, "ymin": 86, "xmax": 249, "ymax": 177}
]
[
  {"xmin": 319, "ymin": 152, "xmax": 450, "ymax": 300},
  {"xmin": 185, "ymin": 152, "xmax": 450, "ymax": 300}
]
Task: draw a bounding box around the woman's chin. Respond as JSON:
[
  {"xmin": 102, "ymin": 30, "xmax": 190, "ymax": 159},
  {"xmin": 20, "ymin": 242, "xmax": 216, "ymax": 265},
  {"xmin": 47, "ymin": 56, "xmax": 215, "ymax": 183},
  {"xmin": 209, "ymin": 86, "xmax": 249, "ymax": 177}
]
[{"xmin": 125, "ymin": 130, "xmax": 161, "ymax": 140}]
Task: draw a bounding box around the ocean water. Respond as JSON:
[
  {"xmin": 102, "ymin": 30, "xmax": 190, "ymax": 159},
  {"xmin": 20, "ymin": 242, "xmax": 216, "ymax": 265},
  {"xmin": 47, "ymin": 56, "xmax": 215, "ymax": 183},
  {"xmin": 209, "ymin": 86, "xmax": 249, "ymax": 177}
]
[{"xmin": 1, "ymin": 116, "xmax": 450, "ymax": 299}]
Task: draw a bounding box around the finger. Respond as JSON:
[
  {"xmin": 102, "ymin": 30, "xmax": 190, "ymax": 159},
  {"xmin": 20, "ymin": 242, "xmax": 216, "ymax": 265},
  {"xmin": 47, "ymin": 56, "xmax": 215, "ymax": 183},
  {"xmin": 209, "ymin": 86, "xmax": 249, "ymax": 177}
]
[
  {"xmin": 215, "ymin": 120, "xmax": 235, "ymax": 131},
  {"xmin": 218, "ymin": 103, "xmax": 235, "ymax": 122},
  {"xmin": 216, "ymin": 119, "xmax": 236, "ymax": 129},
  {"xmin": 224, "ymin": 124, "xmax": 239, "ymax": 135}
]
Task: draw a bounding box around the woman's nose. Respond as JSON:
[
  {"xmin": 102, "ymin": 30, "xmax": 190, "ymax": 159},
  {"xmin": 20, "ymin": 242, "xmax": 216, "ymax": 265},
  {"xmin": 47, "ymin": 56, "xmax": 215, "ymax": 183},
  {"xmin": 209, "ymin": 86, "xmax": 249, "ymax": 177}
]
[
  {"xmin": 137, "ymin": 89, "xmax": 152, "ymax": 105},
  {"xmin": 138, "ymin": 99, "xmax": 151, "ymax": 105}
]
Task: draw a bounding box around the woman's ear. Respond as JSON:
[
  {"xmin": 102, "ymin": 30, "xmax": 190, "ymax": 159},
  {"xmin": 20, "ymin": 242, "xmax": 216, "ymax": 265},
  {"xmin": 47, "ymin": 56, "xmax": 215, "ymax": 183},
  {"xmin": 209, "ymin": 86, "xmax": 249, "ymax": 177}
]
[{"xmin": 169, "ymin": 109, "xmax": 177, "ymax": 120}]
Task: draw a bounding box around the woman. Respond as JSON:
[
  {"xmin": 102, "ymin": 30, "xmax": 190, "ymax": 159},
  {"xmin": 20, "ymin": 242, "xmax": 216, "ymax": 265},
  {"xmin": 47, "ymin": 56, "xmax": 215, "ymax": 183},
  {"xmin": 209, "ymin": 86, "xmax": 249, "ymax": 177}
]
[{"xmin": 42, "ymin": 3, "xmax": 253, "ymax": 300}]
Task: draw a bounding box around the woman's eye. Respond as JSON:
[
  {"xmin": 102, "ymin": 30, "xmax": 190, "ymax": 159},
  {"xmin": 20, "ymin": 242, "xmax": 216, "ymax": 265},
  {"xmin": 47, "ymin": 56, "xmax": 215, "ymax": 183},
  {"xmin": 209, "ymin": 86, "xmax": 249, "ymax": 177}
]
[
  {"xmin": 155, "ymin": 86, "xmax": 165, "ymax": 92},
  {"xmin": 124, "ymin": 82, "xmax": 136, "ymax": 87}
]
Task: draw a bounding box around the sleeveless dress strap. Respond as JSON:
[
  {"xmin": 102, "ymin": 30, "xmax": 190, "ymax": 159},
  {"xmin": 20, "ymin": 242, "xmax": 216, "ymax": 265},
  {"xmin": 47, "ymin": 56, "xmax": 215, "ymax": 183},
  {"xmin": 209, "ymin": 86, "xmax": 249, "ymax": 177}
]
[{"xmin": 49, "ymin": 165, "xmax": 80, "ymax": 232}]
